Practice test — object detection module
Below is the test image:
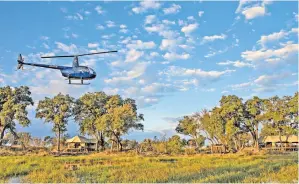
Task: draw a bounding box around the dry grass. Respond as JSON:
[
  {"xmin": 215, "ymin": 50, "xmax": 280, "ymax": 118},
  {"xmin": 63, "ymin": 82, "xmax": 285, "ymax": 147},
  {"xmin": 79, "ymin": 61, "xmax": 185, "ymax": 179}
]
[{"xmin": 0, "ymin": 152, "xmax": 297, "ymax": 183}]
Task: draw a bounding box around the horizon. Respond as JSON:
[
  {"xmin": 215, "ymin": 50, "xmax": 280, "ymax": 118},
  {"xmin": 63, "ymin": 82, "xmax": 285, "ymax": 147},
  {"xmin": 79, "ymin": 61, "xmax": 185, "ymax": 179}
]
[{"xmin": 0, "ymin": 0, "xmax": 298, "ymax": 141}]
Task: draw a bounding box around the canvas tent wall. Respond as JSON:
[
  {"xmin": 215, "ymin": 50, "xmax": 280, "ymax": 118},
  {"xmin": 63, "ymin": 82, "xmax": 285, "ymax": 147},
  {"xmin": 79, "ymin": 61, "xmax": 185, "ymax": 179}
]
[{"xmin": 66, "ymin": 135, "xmax": 97, "ymax": 151}]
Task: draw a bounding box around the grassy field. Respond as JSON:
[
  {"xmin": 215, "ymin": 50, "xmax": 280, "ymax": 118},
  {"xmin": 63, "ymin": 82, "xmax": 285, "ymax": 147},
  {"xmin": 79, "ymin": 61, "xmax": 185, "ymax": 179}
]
[{"xmin": 0, "ymin": 152, "xmax": 297, "ymax": 183}]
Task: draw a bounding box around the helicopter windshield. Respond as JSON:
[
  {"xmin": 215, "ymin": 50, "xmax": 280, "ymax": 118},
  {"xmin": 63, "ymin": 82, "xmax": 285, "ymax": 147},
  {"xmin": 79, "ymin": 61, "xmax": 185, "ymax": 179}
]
[{"xmin": 89, "ymin": 68, "xmax": 96, "ymax": 74}]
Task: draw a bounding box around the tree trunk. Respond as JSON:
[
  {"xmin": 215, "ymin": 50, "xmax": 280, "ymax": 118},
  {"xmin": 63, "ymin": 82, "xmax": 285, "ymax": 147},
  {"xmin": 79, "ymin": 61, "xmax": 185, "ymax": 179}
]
[
  {"xmin": 278, "ymin": 129, "xmax": 282, "ymax": 149},
  {"xmin": 255, "ymin": 125, "xmax": 259, "ymax": 151},
  {"xmin": 111, "ymin": 139, "xmax": 114, "ymax": 151},
  {"xmin": 119, "ymin": 139, "xmax": 123, "ymax": 152},
  {"xmin": 57, "ymin": 128, "xmax": 61, "ymax": 153},
  {"xmin": 0, "ymin": 126, "xmax": 5, "ymax": 146},
  {"xmin": 100, "ymin": 132, "xmax": 105, "ymax": 151}
]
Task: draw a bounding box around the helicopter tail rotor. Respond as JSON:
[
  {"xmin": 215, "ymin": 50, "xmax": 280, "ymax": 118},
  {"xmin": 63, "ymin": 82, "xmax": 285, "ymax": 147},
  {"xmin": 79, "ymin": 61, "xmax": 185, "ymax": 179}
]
[{"xmin": 17, "ymin": 54, "xmax": 24, "ymax": 70}]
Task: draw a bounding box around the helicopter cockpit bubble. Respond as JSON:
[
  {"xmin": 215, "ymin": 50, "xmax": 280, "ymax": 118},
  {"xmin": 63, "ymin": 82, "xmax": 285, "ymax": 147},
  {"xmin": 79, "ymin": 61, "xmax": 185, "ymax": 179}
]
[{"xmin": 89, "ymin": 68, "xmax": 96, "ymax": 75}]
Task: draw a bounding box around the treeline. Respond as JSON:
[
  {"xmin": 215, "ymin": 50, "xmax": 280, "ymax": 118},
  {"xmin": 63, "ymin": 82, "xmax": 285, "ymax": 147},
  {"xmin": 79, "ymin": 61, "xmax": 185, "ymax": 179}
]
[
  {"xmin": 0, "ymin": 86, "xmax": 298, "ymax": 155},
  {"xmin": 175, "ymin": 93, "xmax": 298, "ymax": 152},
  {"xmin": 0, "ymin": 86, "xmax": 144, "ymax": 153}
]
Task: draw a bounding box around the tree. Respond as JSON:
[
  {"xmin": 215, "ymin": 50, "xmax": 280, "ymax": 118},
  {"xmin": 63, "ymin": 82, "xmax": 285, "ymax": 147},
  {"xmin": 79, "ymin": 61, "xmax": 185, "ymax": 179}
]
[
  {"xmin": 73, "ymin": 92, "xmax": 109, "ymax": 151},
  {"xmin": 243, "ymin": 96, "xmax": 265, "ymax": 150},
  {"xmin": 17, "ymin": 132, "xmax": 31, "ymax": 148},
  {"xmin": 102, "ymin": 95, "xmax": 144, "ymax": 151},
  {"xmin": 0, "ymin": 86, "xmax": 33, "ymax": 146},
  {"xmin": 218, "ymin": 95, "xmax": 245, "ymax": 152},
  {"xmin": 175, "ymin": 116, "xmax": 202, "ymax": 148},
  {"xmin": 261, "ymin": 94, "xmax": 298, "ymax": 147},
  {"xmin": 167, "ymin": 135, "xmax": 183, "ymax": 154},
  {"xmin": 36, "ymin": 93, "xmax": 74, "ymax": 153}
]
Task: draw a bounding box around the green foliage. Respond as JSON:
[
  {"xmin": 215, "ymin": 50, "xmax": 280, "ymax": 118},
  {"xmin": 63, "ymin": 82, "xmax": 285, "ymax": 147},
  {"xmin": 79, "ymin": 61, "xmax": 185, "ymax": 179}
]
[
  {"xmin": 74, "ymin": 92, "xmax": 144, "ymax": 151},
  {"xmin": 177, "ymin": 93, "xmax": 298, "ymax": 152},
  {"xmin": 36, "ymin": 93, "xmax": 74, "ymax": 152},
  {"xmin": 0, "ymin": 86, "xmax": 33, "ymax": 145},
  {"xmin": 175, "ymin": 116, "xmax": 205, "ymax": 148},
  {"xmin": 167, "ymin": 135, "xmax": 183, "ymax": 155}
]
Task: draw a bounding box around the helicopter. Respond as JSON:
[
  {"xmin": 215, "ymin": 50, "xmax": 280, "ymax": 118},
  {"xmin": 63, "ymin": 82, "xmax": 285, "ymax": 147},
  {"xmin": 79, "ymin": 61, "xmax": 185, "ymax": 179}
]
[{"xmin": 17, "ymin": 50, "xmax": 117, "ymax": 85}]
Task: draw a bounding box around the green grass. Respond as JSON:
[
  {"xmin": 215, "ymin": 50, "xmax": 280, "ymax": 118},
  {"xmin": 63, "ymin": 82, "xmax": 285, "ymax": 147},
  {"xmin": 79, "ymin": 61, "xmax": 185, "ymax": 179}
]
[{"xmin": 0, "ymin": 152, "xmax": 297, "ymax": 183}]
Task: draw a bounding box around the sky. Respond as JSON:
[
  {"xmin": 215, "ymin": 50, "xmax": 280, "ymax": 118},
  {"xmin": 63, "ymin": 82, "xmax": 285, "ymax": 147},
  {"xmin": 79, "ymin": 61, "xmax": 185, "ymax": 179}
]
[{"xmin": 0, "ymin": 0, "xmax": 298, "ymax": 141}]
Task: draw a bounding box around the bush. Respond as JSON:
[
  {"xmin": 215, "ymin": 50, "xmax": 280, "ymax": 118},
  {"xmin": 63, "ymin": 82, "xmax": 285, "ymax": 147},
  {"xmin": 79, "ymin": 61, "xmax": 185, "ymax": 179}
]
[{"xmin": 184, "ymin": 147, "xmax": 197, "ymax": 155}]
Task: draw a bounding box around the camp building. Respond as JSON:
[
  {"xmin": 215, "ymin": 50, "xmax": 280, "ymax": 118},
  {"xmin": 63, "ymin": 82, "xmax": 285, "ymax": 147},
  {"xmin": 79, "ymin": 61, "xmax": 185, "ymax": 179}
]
[
  {"xmin": 65, "ymin": 135, "xmax": 97, "ymax": 152},
  {"xmin": 262, "ymin": 135, "xmax": 298, "ymax": 148}
]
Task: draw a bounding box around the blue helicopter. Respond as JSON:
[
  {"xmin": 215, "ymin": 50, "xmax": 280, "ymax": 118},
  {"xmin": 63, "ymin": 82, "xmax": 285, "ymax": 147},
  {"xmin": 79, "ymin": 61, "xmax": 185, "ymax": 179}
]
[{"xmin": 17, "ymin": 50, "xmax": 117, "ymax": 85}]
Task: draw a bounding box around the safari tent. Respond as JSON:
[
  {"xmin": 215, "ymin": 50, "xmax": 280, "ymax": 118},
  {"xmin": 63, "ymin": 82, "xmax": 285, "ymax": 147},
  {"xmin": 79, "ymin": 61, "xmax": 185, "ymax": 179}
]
[
  {"xmin": 262, "ymin": 135, "xmax": 298, "ymax": 148},
  {"xmin": 66, "ymin": 135, "xmax": 97, "ymax": 152}
]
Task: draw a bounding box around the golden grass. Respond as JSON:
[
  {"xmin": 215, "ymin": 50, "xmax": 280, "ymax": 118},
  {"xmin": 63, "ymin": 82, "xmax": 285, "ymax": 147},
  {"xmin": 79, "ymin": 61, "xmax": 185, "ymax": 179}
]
[{"xmin": 0, "ymin": 152, "xmax": 297, "ymax": 183}]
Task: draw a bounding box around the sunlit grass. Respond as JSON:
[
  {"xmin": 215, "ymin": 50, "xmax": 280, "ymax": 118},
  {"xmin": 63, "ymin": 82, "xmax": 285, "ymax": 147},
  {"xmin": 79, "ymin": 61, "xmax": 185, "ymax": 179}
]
[{"xmin": 0, "ymin": 153, "xmax": 297, "ymax": 183}]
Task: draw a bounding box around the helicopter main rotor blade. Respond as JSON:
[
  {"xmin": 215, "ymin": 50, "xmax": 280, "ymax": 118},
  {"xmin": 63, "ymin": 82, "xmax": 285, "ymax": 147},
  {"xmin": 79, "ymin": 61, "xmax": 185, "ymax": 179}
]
[
  {"xmin": 40, "ymin": 50, "xmax": 117, "ymax": 59},
  {"xmin": 41, "ymin": 55, "xmax": 75, "ymax": 58},
  {"xmin": 77, "ymin": 50, "xmax": 118, "ymax": 57}
]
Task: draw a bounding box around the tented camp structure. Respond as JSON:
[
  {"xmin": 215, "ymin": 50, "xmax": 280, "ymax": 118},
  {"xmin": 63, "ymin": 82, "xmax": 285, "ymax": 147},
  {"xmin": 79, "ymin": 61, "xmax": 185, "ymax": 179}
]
[
  {"xmin": 66, "ymin": 135, "xmax": 97, "ymax": 152},
  {"xmin": 263, "ymin": 135, "xmax": 298, "ymax": 147},
  {"xmin": 261, "ymin": 135, "xmax": 298, "ymax": 152}
]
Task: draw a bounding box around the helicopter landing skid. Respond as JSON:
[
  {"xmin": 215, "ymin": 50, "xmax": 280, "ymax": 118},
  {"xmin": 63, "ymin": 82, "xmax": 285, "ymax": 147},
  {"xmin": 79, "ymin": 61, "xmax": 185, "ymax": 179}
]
[{"xmin": 66, "ymin": 78, "xmax": 90, "ymax": 85}]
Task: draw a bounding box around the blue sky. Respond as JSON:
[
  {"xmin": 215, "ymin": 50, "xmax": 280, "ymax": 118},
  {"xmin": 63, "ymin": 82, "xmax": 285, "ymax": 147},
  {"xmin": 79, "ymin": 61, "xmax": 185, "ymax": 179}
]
[{"xmin": 0, "ymin": 1, "xmax": 298, "ymax": 141}]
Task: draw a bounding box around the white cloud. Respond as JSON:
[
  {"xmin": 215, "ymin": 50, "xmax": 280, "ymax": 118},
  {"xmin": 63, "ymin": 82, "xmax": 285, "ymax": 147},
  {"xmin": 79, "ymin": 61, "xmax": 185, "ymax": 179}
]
[
  {"xmin": 127, "ymin": 40, "xmax": 156, "ymax": 50},
  {"xmin": 163, "ymin": 52, "xmax": 190, "ymax": 61},
  {"xmin": 159, "ymin": 39, "xmax": 178, "ymax": 51},
  {"xmin": 230, "ymin": 82, "xmax": 252, "ymax": 90},
  {"xmin": 162, "ymin": 66, "xmax": 235, "ymax": 79},
  {"xmin": 42, "ymin": 43, "xmax": 50, "ymax": 49},
  {"xmin": 40, "ymin": 36, "xmax": 49, "ymax": 40},
  {"xmin": 120, "ymin": 24, "xmax": 127, "ymax": 29},
  {"xmin": 259, "ymin": 30, "xmax": 287, "ymax": 47},
  {"xmin": 132, "ymin": 1, "xmax": 161, "ymax": 14},
  {"xmin": 150, "ymin": 52, "xmax": 159, "ymax": 58},
  {"xmin": 242, "ymin": 6, "xmax": 266, "ymax": 20},
  {"xmin": 88, "ymin": 42, "xmax": 99, "ymax": 48},
  {"xmin": 201, "ymin": 34, "xmax": 227, "ymax": 44},
  {"xmin": 198, "ymin": 11, "xmax": 204, "ymax": 17},
  {"xmin": 258, "ymin": 28, "xmax": 297, "ymax": 48},
  {"xmin": 163, "ymin": 4, "xmax": 181, "ymax": 15},
  {"xmin": 217, "ymin": 60, "xmax": 254, "ymax": 68},
  {"xmin": 141, "ymin": 83, "xmax": 174, "ymax": 94},
  {"xmin": 241, "ymin": 42, "xmax": 298, "ymax": 64},
  {"xmin": 181, "ymin": 23, "xmax": 198, "ymax": 35},
  {"xmin": 162, "ymin": 20, "xmax": 175, "ymax": 25},
  {"xmin": 96, "ymin": 24, "xmax": 105, "ymax": 30},
  {"xmin": 65, "ymin": 13, "xmax": 83, "ymax": 21},
  {"xmin": 254, "ymin": 73, "xmax": 289, "ymax": 86},
  {"xmin": 106, "ymin": 21, "xmax": 116, "ymax": 28},
  {"xmin": 95, "ymin": 6, "xmax": 104, "ymax": 15},
  {"xmin": 71, "ymin": 33, "xmax": 78, "ymax": 38},
  {"xmin": 125, "ymin": 49, "xmax": 144, "ymax": 62},
  {"xmin": 145, "ymin": 15, "xmax": 156, "ymax": 24},
  {"xmin": 187, "ymin": 16, "xmax": 195, "ymax": 21},
  {"xmin": 55, "ymin": 42, "xmax": 78, "ymax": 54},
  {"xmin": 105, "ymin": 62, "xmax": 148, "ymax": 84},
  {"xmin": 120, "ymin": 29, "xmax": 128, "ymax": 34}
]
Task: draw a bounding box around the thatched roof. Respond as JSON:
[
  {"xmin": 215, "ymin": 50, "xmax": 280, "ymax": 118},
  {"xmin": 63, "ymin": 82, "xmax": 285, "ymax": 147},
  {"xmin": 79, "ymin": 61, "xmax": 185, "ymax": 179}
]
[
  {"xmin": 66, "ymin": 135, "xmax": 96, "ymax": 144},
  {"xmin": 263, "ymin": 135, "xmax": 298, "ymax": 143}
]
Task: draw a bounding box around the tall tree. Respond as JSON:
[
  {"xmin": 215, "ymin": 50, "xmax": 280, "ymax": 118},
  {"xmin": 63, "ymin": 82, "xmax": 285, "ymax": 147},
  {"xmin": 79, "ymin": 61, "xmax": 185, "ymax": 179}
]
[
  {"xmin": 102, "ymin": 95, "xmax": 144, "ymax": 151},
  {"xmin": 36, "ymin": 93, "xmax": 74, "ymax": 153},
  {"xmin": 218, "ymin": 95, "xmax": 245, "ymax": 152},
  {"xmin": 175, "ymin": 115, "xmax": 203, "ymax": 148},
  {"xmin": 261, "ymin": 95, "xmax": 297, "ymax": 147},
  {"xmin": 73, "ymin": 92, "xmax": 109, "ymax": 151},
  {"xmin": 0, "ymin": 86, "xmax": 33, "ymax": 146},
  {"xmin": 243, "ymin": 96, "xmax": 265, "ymax": 150}
]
